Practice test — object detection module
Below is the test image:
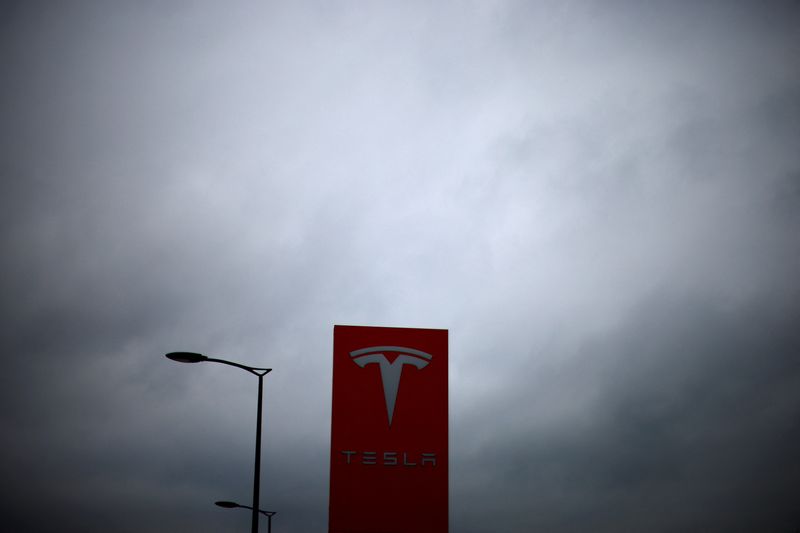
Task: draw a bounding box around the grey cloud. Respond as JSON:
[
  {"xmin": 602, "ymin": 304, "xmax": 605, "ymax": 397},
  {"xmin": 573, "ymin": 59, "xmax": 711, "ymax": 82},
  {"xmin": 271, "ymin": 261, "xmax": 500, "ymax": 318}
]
[
  {"xmin": 1, "ymin": 1, "xmax": 798, "ymax": 532},
  {"xmin": 454, "ymin": 292, "xmax": 800, "ymax": 532}
]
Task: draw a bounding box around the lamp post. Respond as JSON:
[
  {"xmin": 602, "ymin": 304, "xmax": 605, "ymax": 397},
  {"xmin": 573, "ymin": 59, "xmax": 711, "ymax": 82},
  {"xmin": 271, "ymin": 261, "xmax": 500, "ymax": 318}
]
[
  {"xmin": 166, "ymin": 352, "xmax": 272, "ymax": 533},
  {"xmin": 216, "ymin": 500, "xmax": 276, "ymax": 533}
]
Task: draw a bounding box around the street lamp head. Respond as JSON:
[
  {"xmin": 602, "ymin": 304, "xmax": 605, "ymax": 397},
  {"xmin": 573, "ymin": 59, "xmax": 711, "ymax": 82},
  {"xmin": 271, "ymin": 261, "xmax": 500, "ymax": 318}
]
[
  {"xmin": 215, "ymin": 501, "xmax": 240, "ymax": 509},
  {"xmin": 166, "ymin": 352, "xmax": 208, "ymax": 363}
]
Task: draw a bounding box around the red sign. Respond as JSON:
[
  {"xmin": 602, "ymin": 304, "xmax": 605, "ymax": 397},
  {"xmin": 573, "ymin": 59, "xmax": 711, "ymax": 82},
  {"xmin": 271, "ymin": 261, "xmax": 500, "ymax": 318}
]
[{"xmin": 329, "ymin": 325, "xmax": 448, "ymax": 533}]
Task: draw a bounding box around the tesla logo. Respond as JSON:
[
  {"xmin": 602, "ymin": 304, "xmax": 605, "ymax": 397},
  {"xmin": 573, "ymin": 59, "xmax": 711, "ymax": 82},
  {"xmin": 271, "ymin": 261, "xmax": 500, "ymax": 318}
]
[{"xmin": 350, "ymin": 346, "xmax": 432, "ymax": 427}]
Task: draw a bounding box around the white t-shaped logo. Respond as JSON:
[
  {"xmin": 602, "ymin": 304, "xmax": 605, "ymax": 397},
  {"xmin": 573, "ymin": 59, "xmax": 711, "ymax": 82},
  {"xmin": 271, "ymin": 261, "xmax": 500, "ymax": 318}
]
[{"xmin": 350, "ymin": 346, "xmax": 432, "ymax": 427}]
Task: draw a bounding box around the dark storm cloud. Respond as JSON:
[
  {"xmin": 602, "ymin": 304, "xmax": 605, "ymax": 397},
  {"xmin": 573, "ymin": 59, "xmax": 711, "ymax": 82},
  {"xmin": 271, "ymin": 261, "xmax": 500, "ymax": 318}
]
[
  {"xmin": 454, "ymin": 291, "xmax": 800, "ymax": 532},
  {"xmin": 1, "ymin": 1, "xmax": 798, "ymax": 532}
]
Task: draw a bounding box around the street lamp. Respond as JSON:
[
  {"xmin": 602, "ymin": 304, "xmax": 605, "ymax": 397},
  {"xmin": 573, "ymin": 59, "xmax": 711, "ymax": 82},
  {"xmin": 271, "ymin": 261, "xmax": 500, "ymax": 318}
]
[
  {"xmin": 166, "ymin": 352, "xmax": 272, "ymax": 533},
  {"xmin": 215, "ymin": 500, "xmax": 277, "ymax": 533}
]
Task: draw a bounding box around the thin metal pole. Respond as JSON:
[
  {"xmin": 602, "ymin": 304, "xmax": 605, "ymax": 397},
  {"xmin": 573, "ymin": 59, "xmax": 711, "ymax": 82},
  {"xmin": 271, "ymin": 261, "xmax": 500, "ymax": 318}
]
[
  {"xmin": 267, "ymin": 513, "xmax": 272, "ymax": 533},
  {"xmin": 252, "ymin": 374, "xmax": 264, "ymax": 533}
]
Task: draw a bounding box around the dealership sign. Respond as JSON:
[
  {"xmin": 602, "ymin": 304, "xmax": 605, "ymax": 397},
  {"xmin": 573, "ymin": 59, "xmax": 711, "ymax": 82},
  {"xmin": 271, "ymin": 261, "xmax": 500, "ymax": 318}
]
[{"xmin": 329, "ymin": 325, "xmax": 448, "ymax": 533}]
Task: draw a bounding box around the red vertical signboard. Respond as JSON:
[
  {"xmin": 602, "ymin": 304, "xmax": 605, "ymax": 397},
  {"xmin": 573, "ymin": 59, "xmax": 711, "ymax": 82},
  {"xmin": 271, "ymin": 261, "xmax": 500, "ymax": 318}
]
[{"xmin": 329, "ymin": 325, "xmax": 448, "ymax": 533}]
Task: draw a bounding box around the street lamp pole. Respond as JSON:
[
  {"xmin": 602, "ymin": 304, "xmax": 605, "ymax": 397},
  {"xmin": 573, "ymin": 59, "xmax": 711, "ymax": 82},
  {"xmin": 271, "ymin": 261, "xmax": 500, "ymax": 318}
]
[
  {"xmin": 166, "ymin": 352, "xmax": 272, "ymax": 533},
  {"xmin": 252, "ymin": 371, "xmax": 264, "ymax": 533},
  {"xmin": 215, "ymin": 501, "xmax": 277, "ymax": 533}
]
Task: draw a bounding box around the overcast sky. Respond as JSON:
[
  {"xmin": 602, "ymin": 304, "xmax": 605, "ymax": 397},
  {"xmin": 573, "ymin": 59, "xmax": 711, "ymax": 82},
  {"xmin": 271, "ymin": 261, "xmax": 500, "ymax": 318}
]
[{"xmin": 1, "ymin": 1, "xmax": 799, "ymax": 532}]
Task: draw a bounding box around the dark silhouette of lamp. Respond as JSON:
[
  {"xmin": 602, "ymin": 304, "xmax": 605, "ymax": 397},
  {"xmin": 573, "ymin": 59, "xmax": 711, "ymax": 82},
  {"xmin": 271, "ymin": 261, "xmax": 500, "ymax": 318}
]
[
  {"xmin": 166, "ymin": 352, "xmax": 272, "ymax": 533},
  {"xmin": 215, "ymin": 501, "xmax": 276, "ymax": 532}
]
